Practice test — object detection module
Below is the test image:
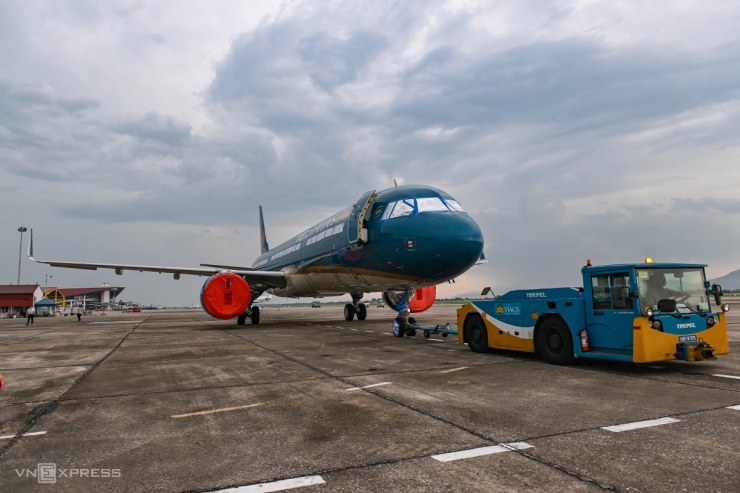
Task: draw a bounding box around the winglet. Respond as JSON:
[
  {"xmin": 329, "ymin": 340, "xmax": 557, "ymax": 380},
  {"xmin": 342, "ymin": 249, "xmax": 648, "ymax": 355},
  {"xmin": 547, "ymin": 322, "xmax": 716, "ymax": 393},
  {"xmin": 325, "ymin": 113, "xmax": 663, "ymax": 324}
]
[{"xmin": 259, "ymin": 206, "xmax": 269, "ymax": 254}]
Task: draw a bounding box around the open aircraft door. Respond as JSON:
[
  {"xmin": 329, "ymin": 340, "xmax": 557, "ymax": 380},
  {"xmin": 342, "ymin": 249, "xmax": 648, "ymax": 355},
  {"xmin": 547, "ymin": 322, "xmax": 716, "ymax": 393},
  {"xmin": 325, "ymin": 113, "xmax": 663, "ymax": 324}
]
[{"xmin": 347, "ymin": 190, "xmax": 377, "ymax": 244}]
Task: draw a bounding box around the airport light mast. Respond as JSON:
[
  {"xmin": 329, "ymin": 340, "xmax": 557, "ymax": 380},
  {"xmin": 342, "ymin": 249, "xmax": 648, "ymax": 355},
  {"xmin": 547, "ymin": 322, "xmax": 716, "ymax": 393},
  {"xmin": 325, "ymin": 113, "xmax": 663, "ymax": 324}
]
[{"xmin": 17, "ymin": 226, "xmax": 27, "ymax": 284}]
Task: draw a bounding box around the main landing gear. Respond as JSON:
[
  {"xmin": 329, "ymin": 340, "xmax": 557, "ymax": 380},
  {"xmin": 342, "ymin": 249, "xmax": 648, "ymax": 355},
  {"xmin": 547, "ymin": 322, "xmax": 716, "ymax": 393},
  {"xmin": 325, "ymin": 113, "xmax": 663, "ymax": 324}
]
[
  {"xmin": 344, "ymin": 293, "xmax": 367, "ymax": 321},
  {"xmin": 237, "ymin": 305, "xmax": 260, "ymax": 325}
]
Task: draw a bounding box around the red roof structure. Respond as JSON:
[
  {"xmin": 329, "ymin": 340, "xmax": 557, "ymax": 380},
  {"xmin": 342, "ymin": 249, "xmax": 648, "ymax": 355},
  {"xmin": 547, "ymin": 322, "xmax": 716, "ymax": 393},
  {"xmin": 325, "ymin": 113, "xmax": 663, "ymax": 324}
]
[{"xmin": 0, "ymin": 284, "xmax": 41, "ymax": 308}]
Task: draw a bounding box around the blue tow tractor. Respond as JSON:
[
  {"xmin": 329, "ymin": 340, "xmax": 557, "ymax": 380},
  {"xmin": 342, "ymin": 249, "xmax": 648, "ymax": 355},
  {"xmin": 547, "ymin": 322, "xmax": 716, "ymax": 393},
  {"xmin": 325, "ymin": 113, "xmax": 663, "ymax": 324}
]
[{"xmin": 457, "ymin": 259, "xmax": 730, "ymax": 365}]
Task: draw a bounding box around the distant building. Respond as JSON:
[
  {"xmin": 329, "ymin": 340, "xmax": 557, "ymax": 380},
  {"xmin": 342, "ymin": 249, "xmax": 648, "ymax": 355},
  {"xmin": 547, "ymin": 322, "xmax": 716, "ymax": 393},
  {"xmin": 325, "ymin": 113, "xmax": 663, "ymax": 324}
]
[
  {"xmin": 0, "ymin": 284, "xmax": 124, "ymax": 318},
  {"xmin": 0, "ymin": 284, "xmax": 43, "ymax": 318},
  {"xmin": 43, "ymin": 285, "xmax": 125, "ymax": 310}
]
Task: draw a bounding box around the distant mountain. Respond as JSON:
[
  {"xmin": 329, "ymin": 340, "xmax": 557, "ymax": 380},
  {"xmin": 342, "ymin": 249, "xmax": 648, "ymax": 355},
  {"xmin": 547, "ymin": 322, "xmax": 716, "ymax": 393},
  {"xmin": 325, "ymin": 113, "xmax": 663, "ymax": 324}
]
[{"xmin": 710, "ymin": 269, "xmax": 740, "ymax": 291}]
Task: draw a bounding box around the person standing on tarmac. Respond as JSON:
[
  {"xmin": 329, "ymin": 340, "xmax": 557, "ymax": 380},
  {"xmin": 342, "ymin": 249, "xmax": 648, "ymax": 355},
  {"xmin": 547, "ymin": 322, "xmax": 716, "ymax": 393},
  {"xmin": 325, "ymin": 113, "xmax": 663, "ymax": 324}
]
[
  {"xmin": 76, "ymin": 306, "xmax": 82, "ymax": 321},
  {"xmin": 26, "ymin": 305, "xmax": 35, "ymax": 326}
]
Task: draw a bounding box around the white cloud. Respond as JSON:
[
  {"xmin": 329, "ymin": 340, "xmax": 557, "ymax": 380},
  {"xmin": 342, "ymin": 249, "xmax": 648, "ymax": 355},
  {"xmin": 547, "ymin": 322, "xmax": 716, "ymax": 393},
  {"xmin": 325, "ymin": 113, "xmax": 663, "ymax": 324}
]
[{"xmin": 1, "ymin": 0, "xmax": 739, "ymax": 306}]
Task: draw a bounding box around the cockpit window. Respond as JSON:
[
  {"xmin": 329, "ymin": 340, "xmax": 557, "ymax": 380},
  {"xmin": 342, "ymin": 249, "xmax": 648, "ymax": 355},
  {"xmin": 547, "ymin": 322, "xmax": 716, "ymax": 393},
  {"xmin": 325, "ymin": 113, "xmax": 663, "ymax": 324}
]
[
  {"xmin": 381, "ymin": 196, "xmax": 466, "ymax": 220},
  {"xmin": 382, "ymin": 199, "xmax": 415, "ymax": 219},
  {"xmin": 417, "ymin": 197, "xmax": 449, "ymax": 212}
]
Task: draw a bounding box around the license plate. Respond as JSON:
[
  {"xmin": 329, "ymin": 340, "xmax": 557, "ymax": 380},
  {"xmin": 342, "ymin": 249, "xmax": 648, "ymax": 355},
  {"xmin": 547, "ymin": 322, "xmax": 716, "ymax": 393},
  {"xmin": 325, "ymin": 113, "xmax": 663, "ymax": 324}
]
[{"xmin": 679, "ymin": 334, "xmax": 698, "ymax": 343}]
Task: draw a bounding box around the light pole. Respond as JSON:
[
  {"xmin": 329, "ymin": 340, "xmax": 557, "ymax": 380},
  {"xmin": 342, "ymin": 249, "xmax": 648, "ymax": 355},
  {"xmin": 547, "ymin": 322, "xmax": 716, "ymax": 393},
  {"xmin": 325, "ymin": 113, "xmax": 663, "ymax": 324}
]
[{"xmin": 17, "ymin": 226, "xmax": 27, "ymax": 285}]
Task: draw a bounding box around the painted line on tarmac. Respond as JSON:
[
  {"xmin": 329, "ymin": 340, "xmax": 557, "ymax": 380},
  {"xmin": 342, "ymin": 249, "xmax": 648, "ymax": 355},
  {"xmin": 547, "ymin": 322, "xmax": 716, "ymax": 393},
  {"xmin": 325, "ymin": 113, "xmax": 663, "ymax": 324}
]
[
  {"xmin": 171, "ymin": 403, "xmax": 264, "ymax": 419},
  {"xmin": 432, "ymin": 442, "xmax": 533, "ymax": 462},
  {"xmin": 727, "ymin": 405, "xmax": 740, "ymax": 411},
  {"xmin": 712, "ymin": 374, "xmax": 740, "ymax": 380},
  {"xmin": 602, "ymin": 417, "xmax": 680, "ymax": 432},
  {"xmin": 212, "ymin": 475, "xmax": 326, "ymax": 492},
  {"xmin": 0, "ymin": 431, "xmax": 47, "ymax": 440},
  {"xmin": 364, "ymin": 330, "xmax": 375, "ymax": 333},
  {"xmin": 345, "ymin": 382, "xmax": 392, "ymax": 391},
  {"xmin": 89, "ymin": 321, "xmax": 141, "ymax": 325},
  {"xmin": 440, "ymin": 367, "xmax": 468, "ymax": 374}
]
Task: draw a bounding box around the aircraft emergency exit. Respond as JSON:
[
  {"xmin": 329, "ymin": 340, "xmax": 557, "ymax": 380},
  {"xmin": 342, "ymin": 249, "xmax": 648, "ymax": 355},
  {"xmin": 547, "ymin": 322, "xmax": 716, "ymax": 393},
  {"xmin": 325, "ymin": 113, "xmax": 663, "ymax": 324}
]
[{"xmin": 28, "ymin": 184, "xmax": 485, "ymax": 334}]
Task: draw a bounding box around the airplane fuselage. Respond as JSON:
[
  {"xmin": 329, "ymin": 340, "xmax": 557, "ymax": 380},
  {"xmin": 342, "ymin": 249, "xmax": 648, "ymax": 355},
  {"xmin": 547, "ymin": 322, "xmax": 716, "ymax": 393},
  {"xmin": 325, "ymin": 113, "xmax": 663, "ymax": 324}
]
[{"xmin": 252, "ymin": 185, "xmax": 484, "ymax": 298}]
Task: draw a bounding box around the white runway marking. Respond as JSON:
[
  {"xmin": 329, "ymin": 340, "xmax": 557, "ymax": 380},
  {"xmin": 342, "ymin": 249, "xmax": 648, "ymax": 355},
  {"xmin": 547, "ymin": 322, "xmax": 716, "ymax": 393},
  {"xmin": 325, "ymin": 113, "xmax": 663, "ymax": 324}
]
[
  {"xmin": 213, "ymin": 475, "xmax": 326, "ymax": 492},
  {"xmin": 171, "ymin": 403, "xmax": 263, "ymax": 419},
  {"xmin": 727, "ymin": 405, "xmax": 740, "ymax": 411},
  {"xmin": 0, "ymin": 431, "xmax": 47, "ymax": 440},
  {"xmin": 345, "ymin": 382, "xmax": 392, "ymax": 391},
  {"xmin": 432, "ymin": 442, "xmax": 533, "ymax": 462},
  {"xmin": 440, "ymin": 367, "xmax": 468, "ymax": 374},
  {"xmin": 89, "ymin": 321, "xmax": 140, "ymax": 324},
  {"xmin": 712, "ymin": 374, "xmax": 740, "ymax": 380},
  {"xmin": 602, "ymin": 417, "xmax": 680, "ymax": 432},
  {"xmin": 364, "ymin": 330, "xmax": 375, "ymax": 333}
]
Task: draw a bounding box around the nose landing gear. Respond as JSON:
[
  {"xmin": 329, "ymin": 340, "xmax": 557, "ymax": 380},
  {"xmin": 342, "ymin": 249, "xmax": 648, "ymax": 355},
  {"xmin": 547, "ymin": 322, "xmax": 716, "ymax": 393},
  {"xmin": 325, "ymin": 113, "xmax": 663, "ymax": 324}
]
[{"xmin": 390, "ymin": 291, "xmax": 416, "ymax": 337}]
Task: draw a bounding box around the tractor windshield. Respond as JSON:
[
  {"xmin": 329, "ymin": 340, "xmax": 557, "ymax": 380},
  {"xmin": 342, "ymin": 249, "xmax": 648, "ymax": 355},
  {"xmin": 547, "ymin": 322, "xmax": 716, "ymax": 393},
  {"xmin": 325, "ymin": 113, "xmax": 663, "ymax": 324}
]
[{"xmin": 636, "ymin": 268, "xmax": 710, "ymax": 313}]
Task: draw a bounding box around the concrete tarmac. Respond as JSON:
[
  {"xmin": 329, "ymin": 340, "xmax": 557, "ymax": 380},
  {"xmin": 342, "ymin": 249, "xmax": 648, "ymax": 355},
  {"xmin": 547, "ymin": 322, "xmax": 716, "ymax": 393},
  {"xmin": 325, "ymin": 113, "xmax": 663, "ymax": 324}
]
[{"xmin": 0, "ymin": 304, "xmax": 739, "ymax": 492}]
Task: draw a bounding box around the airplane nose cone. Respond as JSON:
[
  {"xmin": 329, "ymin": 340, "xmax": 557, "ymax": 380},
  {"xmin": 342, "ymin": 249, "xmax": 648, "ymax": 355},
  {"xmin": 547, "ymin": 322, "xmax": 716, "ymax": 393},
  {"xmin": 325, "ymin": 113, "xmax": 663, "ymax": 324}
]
[
  {"xmin": 383, "ymin": 212, "xmax": 484, "ymax": 283},
  {"xmin": 429, "ymin": 213, "xmax": 484, "ymax": 280}
]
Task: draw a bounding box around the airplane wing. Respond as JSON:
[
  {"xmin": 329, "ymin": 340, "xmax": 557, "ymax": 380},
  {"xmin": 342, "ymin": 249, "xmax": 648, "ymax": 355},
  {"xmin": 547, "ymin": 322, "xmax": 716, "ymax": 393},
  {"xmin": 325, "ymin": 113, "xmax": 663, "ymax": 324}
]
[{"xmin": 27, "ymin": 230, "xmax": 287, "ymax": 289}]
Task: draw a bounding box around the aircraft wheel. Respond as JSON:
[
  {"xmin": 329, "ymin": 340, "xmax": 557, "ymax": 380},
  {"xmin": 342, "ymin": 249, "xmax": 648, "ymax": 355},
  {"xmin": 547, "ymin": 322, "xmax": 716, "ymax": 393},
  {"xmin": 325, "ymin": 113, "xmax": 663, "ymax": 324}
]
[
  {"xmin": 250, "ymin": 306, "xmax": 260, "ymax": 325},
  {"xmin": 406, "ymin": 317, "xmax": 416, "ymax": 336},
  {"xmin": 237, "ymin": 312, "xmax": 247, "ymax": 325},
  {"xmin": 356, "ymin": 303, "xmax": 367, "ymax": 321},
  {"xmin": 465, "ymin": 314, "xmax": 489, "ymax": 353},
  {"xmin": 344, "ymin": 304, "xmax": 355, "ymax": 321},
  {"xmin": 392, "ymin": 317, "xmax": 405, "ymax": 337},
  {"xmin": 536, "ymin": 317, "xmax": 574, "ymax": 365},
  {"xmin": 423, "ymin": 330, "xmax": 431, "ymax": 338}
]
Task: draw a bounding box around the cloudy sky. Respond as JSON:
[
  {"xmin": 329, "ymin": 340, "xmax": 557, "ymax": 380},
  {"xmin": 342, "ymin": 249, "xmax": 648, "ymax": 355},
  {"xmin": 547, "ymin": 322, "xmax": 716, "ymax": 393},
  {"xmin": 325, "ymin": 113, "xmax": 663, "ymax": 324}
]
[{"xmin": 2, "ymin": 1, "xmax": 739, "ymax": 307}]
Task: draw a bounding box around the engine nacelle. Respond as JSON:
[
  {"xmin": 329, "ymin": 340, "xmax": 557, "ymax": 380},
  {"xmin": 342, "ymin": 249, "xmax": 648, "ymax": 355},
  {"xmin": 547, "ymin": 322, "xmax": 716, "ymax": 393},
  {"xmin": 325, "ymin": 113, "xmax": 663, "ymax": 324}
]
[
  {"xmin": 408, "ymin": 286, "xmax": 436, "ymax": 313},
  {"xmin": 200, "ymin": 272, "xmax": 251, "ymax": 320}
]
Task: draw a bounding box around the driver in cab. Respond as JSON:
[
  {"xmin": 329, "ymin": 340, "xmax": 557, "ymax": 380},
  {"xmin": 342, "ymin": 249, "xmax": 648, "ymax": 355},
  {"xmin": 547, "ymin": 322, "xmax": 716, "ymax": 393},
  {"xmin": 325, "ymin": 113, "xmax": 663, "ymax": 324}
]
[{"xmin": 641, "ymin": 272, "xmax": 675, "ymax": 309}]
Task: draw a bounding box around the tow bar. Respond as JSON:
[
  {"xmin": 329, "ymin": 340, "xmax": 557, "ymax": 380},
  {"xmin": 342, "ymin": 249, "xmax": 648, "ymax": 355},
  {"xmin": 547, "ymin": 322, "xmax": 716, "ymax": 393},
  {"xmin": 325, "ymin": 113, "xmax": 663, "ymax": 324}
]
[{"xmin": 408, "ymin": 322, "xmax": 458, "ymax": 339}]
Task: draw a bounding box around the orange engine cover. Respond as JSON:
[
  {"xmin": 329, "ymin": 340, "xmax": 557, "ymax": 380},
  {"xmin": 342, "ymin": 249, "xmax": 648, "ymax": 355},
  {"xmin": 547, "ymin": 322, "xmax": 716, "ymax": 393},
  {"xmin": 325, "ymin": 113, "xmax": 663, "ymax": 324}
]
[
  {"xmin": 408, "ymin": 286, "xmax": 436, "ymax": 313},
  {"xmin": 200, "ymin": 272, "xmax": 251, "ymax": 320}
]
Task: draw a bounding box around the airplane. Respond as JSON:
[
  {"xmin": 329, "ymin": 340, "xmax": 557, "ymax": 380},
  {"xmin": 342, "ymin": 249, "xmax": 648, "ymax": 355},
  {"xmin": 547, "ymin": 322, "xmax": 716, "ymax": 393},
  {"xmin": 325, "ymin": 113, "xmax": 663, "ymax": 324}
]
[{"xmin": 28, "ymin": 184, "xmax": 485, "ymax": 336}]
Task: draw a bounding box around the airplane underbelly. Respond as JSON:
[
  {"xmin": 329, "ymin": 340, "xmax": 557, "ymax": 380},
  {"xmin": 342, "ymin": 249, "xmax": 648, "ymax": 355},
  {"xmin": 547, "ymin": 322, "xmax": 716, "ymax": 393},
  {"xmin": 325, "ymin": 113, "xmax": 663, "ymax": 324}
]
[{"xmin": 275, "ymin": 270, "xmax": 417, "ymax": 297}]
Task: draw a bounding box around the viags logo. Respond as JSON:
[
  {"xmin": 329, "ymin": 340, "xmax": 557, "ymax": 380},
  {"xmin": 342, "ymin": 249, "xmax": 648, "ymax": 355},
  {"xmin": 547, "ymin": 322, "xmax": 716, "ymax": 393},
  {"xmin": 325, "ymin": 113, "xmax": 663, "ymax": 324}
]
[{"xmin": 496, "ymin": 304, "xmax": 521, "ymax": 315}]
